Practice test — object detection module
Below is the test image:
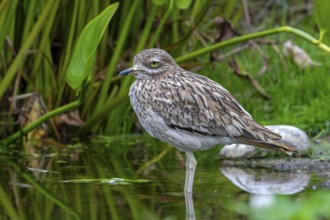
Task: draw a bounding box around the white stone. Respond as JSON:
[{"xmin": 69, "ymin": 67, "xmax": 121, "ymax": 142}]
[{"xmin": 219, "ymin": 125, "xmax": 310, "ymax": 158}]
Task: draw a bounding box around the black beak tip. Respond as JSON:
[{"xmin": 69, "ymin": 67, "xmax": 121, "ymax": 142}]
[{"xmin": 119, "ymin": 68, "xmax": 133, "ymax": 76}]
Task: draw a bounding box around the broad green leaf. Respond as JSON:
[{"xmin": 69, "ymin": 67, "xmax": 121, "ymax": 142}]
[
  {"xmin": 152, "ymin": 0, "xmax": 167, "ymax": 6},
  {"xmin": 175, "ymin": 0, "xmax": 192, "ymax": 9},
  {"xmin": 314, "ymin": 0, "xmax": 330, "ymax": 35},
  {"xmin": 66, "ymin": 3, "xmax": 119, "ymax": 89}
]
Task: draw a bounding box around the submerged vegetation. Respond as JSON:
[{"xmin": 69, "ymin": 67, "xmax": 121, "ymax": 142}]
[
  {"xmin": 0, "ymin": 0, "xmax": 329, "ymax": 145},
  {"xmin": 0, "ymin": 135, "xmax": 329, "ymax": 219}
]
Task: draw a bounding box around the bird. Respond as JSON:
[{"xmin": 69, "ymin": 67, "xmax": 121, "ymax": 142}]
[{"xmin": 119, "ymin": 48, "xmax": 296, "ymax": 193}]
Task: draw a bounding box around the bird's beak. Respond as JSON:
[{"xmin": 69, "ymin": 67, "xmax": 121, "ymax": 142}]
[{"xmin": 119, "ymin": 67, "xmax": 136, "ymax": 76}]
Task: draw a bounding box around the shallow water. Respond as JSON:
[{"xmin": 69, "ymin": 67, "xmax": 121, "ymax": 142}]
[{"xmin": 0, "ymin": 135, "xmax": 330, "ymax": 219}]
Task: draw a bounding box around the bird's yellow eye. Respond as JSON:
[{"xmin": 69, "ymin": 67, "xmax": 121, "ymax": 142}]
[{"xmin": 149, "ymin": 61, "xmax": 160, "ymax": 68}]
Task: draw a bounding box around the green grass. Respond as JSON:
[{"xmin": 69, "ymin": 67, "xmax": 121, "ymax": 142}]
[{"xmin": 197, "ymin": 26, "xmax": 330, "ymax": 136}]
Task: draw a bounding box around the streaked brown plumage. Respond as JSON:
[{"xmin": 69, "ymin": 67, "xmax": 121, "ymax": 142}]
[{"xmin": 119, "ymin": 48, "xmax": 296, "ymax": 193}]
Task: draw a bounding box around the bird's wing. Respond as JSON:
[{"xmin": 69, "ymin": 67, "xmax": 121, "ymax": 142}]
[{"xmin": 151, "ymin": 71, "xmax": 281, "ymax": 142}]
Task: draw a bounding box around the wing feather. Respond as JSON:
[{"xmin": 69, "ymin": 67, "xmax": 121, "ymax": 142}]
[{"xmin": 151, "ymin": 71, "xmax": 281, "ymax": 142}]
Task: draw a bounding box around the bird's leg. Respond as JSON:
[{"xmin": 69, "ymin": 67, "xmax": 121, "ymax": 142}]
[
  {"xmin": 185, "ymin": 191, "xmax": 196, "ymax": 220},
  {"xmin": 184, "ymin": 151, "xmax": 197, "ymax": 193}
]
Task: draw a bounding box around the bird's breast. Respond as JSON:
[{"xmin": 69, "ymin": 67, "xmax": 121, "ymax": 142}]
[{"xmin": 129, "ymin": 80, "xmax": 160, "ymax": 132}]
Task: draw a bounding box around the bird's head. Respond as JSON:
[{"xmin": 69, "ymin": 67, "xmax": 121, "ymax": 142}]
[{"xmin": 119, "ymin": 48, "xmax": 177, "ymax": 80}]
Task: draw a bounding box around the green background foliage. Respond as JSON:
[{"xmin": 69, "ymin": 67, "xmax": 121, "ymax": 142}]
[{"xmin": 0, "ymin": 0, "xmax": 329, "ymax": 141}]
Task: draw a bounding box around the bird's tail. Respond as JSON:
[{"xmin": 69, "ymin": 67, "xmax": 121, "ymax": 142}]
[{"xmin": 237, "ymin": 137, "xmax": 297, "ymax": 155}]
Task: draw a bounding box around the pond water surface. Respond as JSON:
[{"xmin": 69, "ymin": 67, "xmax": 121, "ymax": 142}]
[{"xmin": 0, "ymin": 135, "xmax": 330, "ymax": 220}]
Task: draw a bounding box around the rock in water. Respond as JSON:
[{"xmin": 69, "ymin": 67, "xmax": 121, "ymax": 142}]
[{"xmin": 220, "ymin": 125, "xmax": 310, "ymax": 159}]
